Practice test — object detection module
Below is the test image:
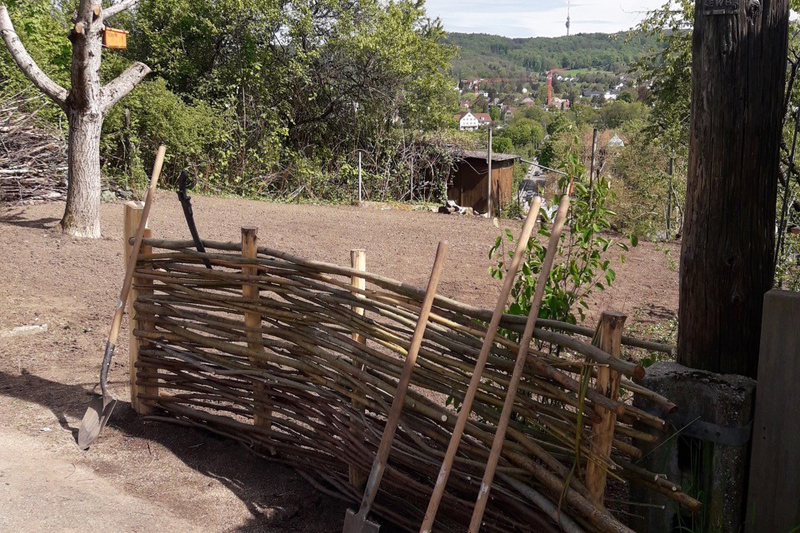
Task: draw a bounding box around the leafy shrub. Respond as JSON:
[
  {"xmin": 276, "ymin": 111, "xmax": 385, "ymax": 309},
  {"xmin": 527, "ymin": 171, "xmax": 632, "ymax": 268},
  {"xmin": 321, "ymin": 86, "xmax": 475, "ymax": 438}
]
[
  {"xmin": 102, "ymin": 78, "xmax": 232, "ymax": 191},
  {"xmin": 492, "ymin": 136, "xmax": 513, "ymax": 154},
  {"xmin": 490, "ymin": 153, "xmax": 630, "ymax": 325}
]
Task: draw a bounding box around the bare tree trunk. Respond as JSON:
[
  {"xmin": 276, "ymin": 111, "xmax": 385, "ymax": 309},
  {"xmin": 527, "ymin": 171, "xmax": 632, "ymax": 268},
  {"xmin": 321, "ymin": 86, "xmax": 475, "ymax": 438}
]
[
  {"xmin": 0, "ymin": 1, "xmax": 150, "ymax": 238},
  {"xmin": 61, "ymin": 1, "xmax": 104, "ymax": 238},
  {"xmin": 62, "ymin": 110, "xmax": 103, "ymax": 237},
  {"xmin": 679, "ymin": 0, "xmax": 789, "ymax": 377}
]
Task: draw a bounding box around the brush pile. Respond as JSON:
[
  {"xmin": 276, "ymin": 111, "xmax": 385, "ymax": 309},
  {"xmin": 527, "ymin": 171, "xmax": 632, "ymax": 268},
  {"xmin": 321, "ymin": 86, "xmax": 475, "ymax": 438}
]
[
  {"xmin": 0, "ymin": 92, "xmax": 67, "ymax": 203},
  {"xmin": 131, "ymin": 237, "xmax": 699, "ymax": 533}
]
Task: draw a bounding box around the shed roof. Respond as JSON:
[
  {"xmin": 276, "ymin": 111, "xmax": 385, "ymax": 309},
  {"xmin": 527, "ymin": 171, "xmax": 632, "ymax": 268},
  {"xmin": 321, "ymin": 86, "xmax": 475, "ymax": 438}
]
[{"xmin": 459, "ymin": 150, "xmax": 520, "ymax": 162}]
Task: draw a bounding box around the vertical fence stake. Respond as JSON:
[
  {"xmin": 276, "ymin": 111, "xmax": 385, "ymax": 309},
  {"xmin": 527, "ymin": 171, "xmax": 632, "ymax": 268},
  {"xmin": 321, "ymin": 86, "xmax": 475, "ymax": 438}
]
[
  {"xmin": 589, "ymin": 126, "xmax": 598, "ymax": 209},
  {"xmin": 487, "ymin": 127, "xmax": 493, "ymax": 216},
  {"xmin": 349, "ymin": 248, "xmax": 367, "ymax": 489},
  {"xmin": 242, "ymin": 227, "xmax": 273, "ymax": 440},
  {"xmin": 125, "ymin": 201, "xmax": 155, "ymax": 414},
  {"xmin": 358, "ymin": 151, "xmax": 363, "ymax": 204},
  {"xmin": 585, "ymin": 310, "xmax": 627, "ymax": 506},
  {"xmin": 666, "ymin": 157, "xmax": 674, "ymax": 240}
]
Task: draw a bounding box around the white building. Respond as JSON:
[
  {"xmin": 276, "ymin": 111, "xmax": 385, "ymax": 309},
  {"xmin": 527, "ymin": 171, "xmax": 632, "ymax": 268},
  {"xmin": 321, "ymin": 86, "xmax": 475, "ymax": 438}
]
[
  {"xmin": 454, "ymin": 111, "xmax": 492, "ymax": 131},
  {"xmin": 456, "ymin": 111, "xmax": 480, "ymax": 131}
]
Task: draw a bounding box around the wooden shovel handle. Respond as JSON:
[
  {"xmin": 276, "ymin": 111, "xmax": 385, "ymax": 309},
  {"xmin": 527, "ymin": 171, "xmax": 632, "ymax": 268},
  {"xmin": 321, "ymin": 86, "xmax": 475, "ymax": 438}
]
[
  {"xmin": 356, "ymin": 241, "xmax": 448, "ymax": 519},
  {"xmin": 468, "ymin": 192, "xmax": 571, "ymax": 532},
  {"xmin": 107, "ymin": 145, "xmax": 166, "ymax": 347},
  {"xmin": 419, "ymin": 196, "xmax": 543, "ymax": 533}
]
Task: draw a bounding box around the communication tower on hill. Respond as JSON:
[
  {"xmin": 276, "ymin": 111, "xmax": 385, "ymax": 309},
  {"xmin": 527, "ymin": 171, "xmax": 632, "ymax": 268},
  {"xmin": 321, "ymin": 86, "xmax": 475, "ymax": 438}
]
[{"xmin": 566, "ymin": 0, "xmax": 571, "ymax": 36}]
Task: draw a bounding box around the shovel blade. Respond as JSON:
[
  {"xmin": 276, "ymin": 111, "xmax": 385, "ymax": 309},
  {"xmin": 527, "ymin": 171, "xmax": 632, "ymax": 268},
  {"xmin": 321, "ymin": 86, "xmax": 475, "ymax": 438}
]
[
  {"xmin": 77, "ymin": 396, "xmax": 117, "ymax": 450},
  {"xmin": 343, "ymin": 509, "xmax": 380, "ymax": 533}
]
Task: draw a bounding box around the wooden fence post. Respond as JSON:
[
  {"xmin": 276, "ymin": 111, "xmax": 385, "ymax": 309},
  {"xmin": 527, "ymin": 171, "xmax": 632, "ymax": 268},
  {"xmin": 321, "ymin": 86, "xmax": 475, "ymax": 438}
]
[
  {"xmin": 242, "ymin": 227, "xmax": 272, "ymax": 435},
  {"xmin": 349, "ymin": 248, "xmax": 367, "ymax": 489},
  {"xmin": 125, "ymin": 202, "xmax": 155, "ymax": 414},
  {"xmin": 585, "ymin": 310, "xmax": 627, "ymax": 506}
]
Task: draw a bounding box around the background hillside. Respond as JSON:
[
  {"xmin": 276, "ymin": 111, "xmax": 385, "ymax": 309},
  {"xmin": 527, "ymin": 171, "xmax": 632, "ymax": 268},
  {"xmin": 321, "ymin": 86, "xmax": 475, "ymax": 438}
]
[{"xmin": 447, "ymin": 32, "xmax": 661, "ymax": 78}]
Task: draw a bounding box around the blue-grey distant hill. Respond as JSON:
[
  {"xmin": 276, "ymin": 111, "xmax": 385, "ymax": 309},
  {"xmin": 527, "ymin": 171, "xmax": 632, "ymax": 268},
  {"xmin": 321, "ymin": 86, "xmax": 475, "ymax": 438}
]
[{"xmin": 447, "ymin": 32, "xmax": 660, "ymax": 78}]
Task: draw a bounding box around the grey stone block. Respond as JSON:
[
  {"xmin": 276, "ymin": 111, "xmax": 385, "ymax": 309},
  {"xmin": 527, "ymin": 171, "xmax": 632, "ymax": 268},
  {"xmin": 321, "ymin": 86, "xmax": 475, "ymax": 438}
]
[{"xmin": 629, "ymin": 362, "xmax": 756, "ymax": 533}]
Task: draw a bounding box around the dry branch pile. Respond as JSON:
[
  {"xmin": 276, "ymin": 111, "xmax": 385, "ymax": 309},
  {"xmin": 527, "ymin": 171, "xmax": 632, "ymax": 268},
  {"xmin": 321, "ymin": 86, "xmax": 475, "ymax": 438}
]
[
  {"xmin": 131, "ymin": 238, "xmax": 698, "ymax": 533},
  {"xmin": 0, "ymin": 93, "xmax": 67, "ymax": 203}
]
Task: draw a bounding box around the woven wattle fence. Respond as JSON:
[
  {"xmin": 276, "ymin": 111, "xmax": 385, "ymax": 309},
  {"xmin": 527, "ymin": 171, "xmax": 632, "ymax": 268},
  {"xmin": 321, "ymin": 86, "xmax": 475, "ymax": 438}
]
[{"xmin": 125, "ymin": 209, "xmax": 699, "ymax": 533}]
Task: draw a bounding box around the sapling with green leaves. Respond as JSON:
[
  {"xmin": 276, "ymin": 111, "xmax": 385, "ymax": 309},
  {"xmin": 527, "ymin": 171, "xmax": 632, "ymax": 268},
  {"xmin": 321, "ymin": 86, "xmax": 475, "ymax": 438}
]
[{"xmin": 490, "ymin": 151, "xmax": 633, "ymax": 328}]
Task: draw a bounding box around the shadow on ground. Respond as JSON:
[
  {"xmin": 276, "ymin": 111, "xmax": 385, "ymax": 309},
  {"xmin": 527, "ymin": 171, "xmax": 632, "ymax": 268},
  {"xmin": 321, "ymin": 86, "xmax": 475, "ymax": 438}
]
[
  {"xmin": 0, "ymin": 210, "xmax": 61, "ymax": 230},
  {"xmin": 0, "ymin": 370, "xmax": 346, "ymax": 533}
]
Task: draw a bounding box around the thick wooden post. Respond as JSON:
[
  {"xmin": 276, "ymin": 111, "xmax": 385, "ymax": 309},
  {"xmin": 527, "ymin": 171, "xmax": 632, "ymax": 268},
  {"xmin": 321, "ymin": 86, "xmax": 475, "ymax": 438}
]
[
  {"xmin": 349, "ymin": 249, "xmax": 367, "ymax": 489},
  {"xmin": 242, "ymin": 227, "xmax": 271, "ymax": 432},
  {"xmin": 585, "ymin": 310, "xmax": 626, "ymax": 506},
  {"xmin": 746, "ymin": 290, "xmax": 800, "ymax": 532},
  {"xmin": 125, "ymin": 202, "xmax": 155, "ymax": 414},
  {"xmin": 679, "ymin": 0, "xmax": 789, "ymax": 377}
]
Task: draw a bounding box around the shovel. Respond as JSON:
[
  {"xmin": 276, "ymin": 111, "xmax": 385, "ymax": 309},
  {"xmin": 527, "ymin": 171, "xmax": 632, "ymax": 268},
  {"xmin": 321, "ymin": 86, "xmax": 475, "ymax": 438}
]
[
  {"xmin": 343, "ymin": 241, "xmax": 448, "ymax": 533},
  {"xmin": 77, "ymin": 145, "xmax": 167, "ymax": 450}
]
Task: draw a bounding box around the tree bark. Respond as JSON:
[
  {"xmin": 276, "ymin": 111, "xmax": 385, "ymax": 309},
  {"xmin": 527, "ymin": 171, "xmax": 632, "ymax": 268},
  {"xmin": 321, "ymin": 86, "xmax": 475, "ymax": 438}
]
[
  {"xmin": 62, "ymin": 110, "xmax": 103, "ymax": 237},
  {"xmin": 0, "ymin": 1, "xmax": 150, "ymax": 238},
  {"xmin": 60, "ymin": 1, "xmax": 105, "ymax": 238},
  {"xmin": 679, "ymin": 0, "xmax": 789, "ymax": 377}
]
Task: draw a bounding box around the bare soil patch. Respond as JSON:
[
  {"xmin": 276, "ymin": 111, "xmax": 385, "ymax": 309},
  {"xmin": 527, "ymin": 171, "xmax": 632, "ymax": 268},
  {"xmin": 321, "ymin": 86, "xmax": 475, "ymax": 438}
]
[{"xmin": 0, "ymin": 195, "xmax": 679, "ymax": 531}]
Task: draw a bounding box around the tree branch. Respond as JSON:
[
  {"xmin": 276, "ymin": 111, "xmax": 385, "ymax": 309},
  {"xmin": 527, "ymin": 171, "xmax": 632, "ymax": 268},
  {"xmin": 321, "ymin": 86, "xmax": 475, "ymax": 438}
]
[
  {"xmin": 101, "ymin": 61, "xmax": 151, "ymax": 113},
  {"xmin": 101, "ymin": 0, "xmax": 140, "ymax": 21},
  {"xmin": 0, "ymin": 6, "xmax": 68, "ymax": 109}
]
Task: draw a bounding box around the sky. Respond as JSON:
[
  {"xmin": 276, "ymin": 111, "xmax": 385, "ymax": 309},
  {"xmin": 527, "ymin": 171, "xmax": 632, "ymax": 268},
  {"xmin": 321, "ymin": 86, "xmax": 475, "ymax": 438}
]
[{"xmin": 424, "ymin": 0, "xmax": 668, "ymax": 38}]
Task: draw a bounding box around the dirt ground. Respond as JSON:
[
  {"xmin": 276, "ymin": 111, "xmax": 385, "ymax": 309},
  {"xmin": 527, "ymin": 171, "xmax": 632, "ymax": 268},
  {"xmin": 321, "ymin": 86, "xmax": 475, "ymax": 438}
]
[{"xmin": 0, "ymin": 195, "xmax": 679, "ymax": 532}]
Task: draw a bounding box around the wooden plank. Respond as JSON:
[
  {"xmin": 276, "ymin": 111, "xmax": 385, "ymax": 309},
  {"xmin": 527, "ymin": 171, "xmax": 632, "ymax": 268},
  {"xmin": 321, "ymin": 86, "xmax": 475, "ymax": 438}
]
[
  {"xmin": 745, "ymin": 290, "xmax": 800, "ymax": 532},
  {"xmin": 454, "ymin": 159, "xmax": 489, "ymax": 212},
  {"xmin": 241, "ymin": 227, "xmax": 272, "ymax": 433},
  {"xmin": 348, "ymin": 249, "xmax": 367, "ymax": 489},
  {"xmin": 125, "ymin": 202, "xmax": 155, "ymax": 414},
  {"xmin": 586, "ymin": 310, "xmax": 626, "ymax": 506}
]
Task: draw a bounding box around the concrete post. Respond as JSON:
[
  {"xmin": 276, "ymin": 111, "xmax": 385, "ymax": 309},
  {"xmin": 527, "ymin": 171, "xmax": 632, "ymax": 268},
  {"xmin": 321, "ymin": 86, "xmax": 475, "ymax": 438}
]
[{"xmin": 630, "ymin": 362, "xmax": 756, "ymax": 533}]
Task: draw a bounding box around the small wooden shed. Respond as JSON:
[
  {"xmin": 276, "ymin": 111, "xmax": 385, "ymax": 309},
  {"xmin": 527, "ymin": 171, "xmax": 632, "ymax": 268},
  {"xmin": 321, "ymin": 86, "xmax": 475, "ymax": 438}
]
[{"xmin": 448, "ymin": 150, "xmax": 519, "ymax": 214}]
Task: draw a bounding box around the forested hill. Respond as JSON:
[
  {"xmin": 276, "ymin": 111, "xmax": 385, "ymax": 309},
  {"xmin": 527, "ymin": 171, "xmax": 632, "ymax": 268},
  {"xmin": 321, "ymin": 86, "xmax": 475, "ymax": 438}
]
[{"xmin": 447, "ymin": 32, "xmax": 660, "ymax": 78}]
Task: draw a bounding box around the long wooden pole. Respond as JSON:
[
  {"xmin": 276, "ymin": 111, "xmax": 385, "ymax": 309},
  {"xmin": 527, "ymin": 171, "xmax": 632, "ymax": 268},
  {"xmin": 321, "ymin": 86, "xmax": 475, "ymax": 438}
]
[
  {"xmin": 352, "ymin": 242, "xmax": 448, "ymax": 521},
  {"xmin": 468, "ymin": 192, "xmax": 570, "ymax": 532},
  {"xmin": 419, "ymin": 196, "xmax": 542, "ymax": 532},
  {"xmin": 349, "ymin": 249, "xmax": 368, "ymax": 489},
  {"xmin": 105, "ymin": 145, "xmax": 164, "ymax": 351}
]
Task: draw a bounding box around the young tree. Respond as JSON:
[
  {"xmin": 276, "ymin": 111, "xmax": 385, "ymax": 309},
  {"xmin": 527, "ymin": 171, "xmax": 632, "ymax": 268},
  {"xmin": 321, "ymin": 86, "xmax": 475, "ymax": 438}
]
[{"xmin": 0, "ymin": 1, "xmax": 150, "ymax": 237}]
